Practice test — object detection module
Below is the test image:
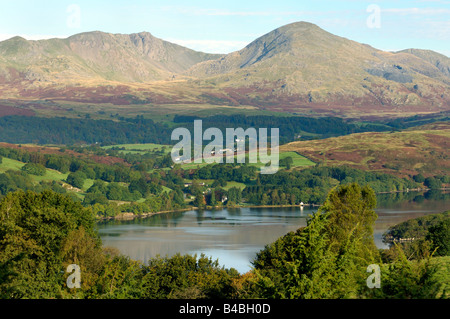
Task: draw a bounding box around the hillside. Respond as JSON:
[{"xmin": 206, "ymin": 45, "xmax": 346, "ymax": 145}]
[
  {"xmin": 0, "ymin": 22, "xmax": 449, "ymax": 118},
  {"xmin": 281, "ymin": 122, "xmax": 450, "ymax": 177},
  {"xmin": 0, "ymin": 31, "xmax": 221, "ymax": 84}
]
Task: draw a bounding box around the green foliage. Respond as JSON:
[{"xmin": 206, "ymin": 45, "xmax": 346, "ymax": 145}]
[
  {"xmin": 367, "ymin": 246, "xmax": 444, "ymax": 299},
  {"xmin": 279, "ymin": 156, "xmax": 293, "ymax": 169},
  {"xmin": 0, "ymin": 186, "xmax": 447, "ymax": 299},
  {"xmin": 319, "ymin": 183, "xmax": 379, "ymax": 261},
  {"xmin": 90, "ymin": 255, "xmax": 145, "ymax": 299},
  {"xmin": 427, "ymin": 219, "xmax": 450, "ymax": 257},
  {"xmin": 141, "ymin": 254, "xmax": 239, "ymax": 299},
  {"xmin": 243, "ymin": 166, "xmax": 419, "ymax": 205},
  {"xmin": 193, "ymin": 190, "xmax": 206, "ymax": 209},
  {"xmin": 383, "ymin": 211, "xmax": 449, "ymax": 244},
  {"xmin": 0, "ymin": 170, "xmax": 36, "ymax": 196},
  {"xmin": 0, "ymin": 116, "xmax": 174, "ymax": 145},
  {"xmin": 21, "ymin": 163, "xmax": 47, "ymax": 176},
  {"xmin": 250, "ymin": 183, "xmax": 380, "ymax": 299},
  {"xmin": 413, "ymin": 174, "xmax": 425, "ymax": 183},
  {"xmin": 66, "ymin": 171, "xmax": 87, "ymax": 189},
  {"xmin": 0, "ymin": 190, "xmax": 98, "ymax": 298},
  {"xmin": 424, "ymin": 176, "xmax": 443, "ymax": 189}
]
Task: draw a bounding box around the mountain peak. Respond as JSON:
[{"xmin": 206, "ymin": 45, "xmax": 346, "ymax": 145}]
[{"xmin": 276, "ymin": 21, "xmax": 322, "ymax": 32}]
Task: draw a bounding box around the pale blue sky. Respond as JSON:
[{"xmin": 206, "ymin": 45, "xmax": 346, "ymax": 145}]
[{"xmin": 0, "ymin": 0, "xmax": 449, "ymax": 56}]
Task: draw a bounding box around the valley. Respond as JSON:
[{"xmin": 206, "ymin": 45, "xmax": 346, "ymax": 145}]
[{"xmin": 0, "ymin": 17, "xmax": 449, "ymax": 301}]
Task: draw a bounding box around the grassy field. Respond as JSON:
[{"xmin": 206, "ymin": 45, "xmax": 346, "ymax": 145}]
[
  {"xmin": 279, "ymin": 151, "xmax": 316, "ymax": 168},
  {"xmin": 0, "ymin": 157, "xmax": 25, "ymax": 172},
  {"xmin": 103, "ymin": 143, "xmax": 171, "ymax": 154},
  {"xmin": 223, "ymin": 181, "xmax": 247, "ymax": 191},
  {"xmin": 0, "ymin": 157, "xmax": 69, "ymax": 182},
  {"xmin": 178, "ymin": 150, "xmax": 315, "ymax": 171}
]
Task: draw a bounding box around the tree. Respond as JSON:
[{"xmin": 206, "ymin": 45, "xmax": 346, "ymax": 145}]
[
  {"xmin": 260, "ymin": 194, "xmax": 270, "ymax": 206},
  {"xmin": 251, "ymin": 212, "xmax": 339, "ymax": 298},
  {"xmin": 60, "ymin": 226, "xmax": 106, "ymax": 294},
  {"xmin": 193, "ymin": 190, "xmax": 206, "ymax": 209},
  {"xmin": 318, "ymin": 183, "xmax": 379, "ymax": 263},
  {"xmin": 0, "ymin": 190, "xmax": 99, "ymax": 298},
  {"xmin": 21, "ymin": 163, "xmax": 46, "ymax": 176},
  {"xmin": 413, "ymin": 174, "xmax": 425, "ymax": 183},
  {"xmin": 210, "ymin": 189, "xmax": 217, "ymax": 206},
  {"xmin": 83, "ymin": 193, "xmax": 109, "ymax": 206},
  {"xmin": 66, "ymin": 171, "xmax": 87, "ymax": 189},
  {"xmin": 369, "ymin": 245, "xmax": 442, "ymax": 299},
  {"xmin": 227, "ymin": 187, "xmax": 242, "ymax": 204},
  {"xmin": 140, "ymin": 254, "xmax": 238, "ymax": 299},
  {"xmin": 250, "ymin": 183, "xmax": 381, "ymax": 299},
  {"xmin": 424, "ymin": 177, "xmax": 442, "ymax": 189},
  {"xmin": 426, "ymin": 219, "xmax": 450, "ymax": 256},
  {"xmin": 129, "ymin": 178, "xmax": 149, "ymax": 197}
]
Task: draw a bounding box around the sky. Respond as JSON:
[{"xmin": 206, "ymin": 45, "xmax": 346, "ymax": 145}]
[{"xmin": 0, "ymin": 0, "xmax": 449, "ymax": 56}]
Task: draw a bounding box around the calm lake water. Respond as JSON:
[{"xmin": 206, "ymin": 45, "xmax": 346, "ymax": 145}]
[{"xmin": 98, "ymin": 191, "xmax": 449, "ymax": 273}]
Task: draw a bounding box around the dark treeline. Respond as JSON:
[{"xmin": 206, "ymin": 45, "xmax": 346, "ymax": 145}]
[
  {"xmin": 0, "ymin": 112, "xmax": 448, "ymax": 146},
  {"xmin": 0, "ymin": 116, "xmax": 174, "ymax": 145},
  {"xmin": 174, "ymin": 114, "xmax": 391, "ymax": 144},
  {"xmin": 385, "ymin": 111, "xmax": 450, "ymax": 130}
]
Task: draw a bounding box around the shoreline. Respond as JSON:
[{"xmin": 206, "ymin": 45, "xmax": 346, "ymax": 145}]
[{"xmin": 96, "ymin": 188, "xmax": 449, "ymax": 223}]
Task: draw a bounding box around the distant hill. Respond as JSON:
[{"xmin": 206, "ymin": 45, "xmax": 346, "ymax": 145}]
[
  {"xmin": 280, "ymin": 122, "xmax": 450, "ymax": 177},
  {"xmin": 0, "ymin": 22, "xmax": 449, "ymax": 118}
]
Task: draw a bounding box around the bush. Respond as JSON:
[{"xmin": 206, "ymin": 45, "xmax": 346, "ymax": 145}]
[
  {"xmin": 424, "ymin": 177, "xmax": 442, "ymax": 189},
  {"xmin": 66, "ymin": 171, "xmax": 87, "ymax": 189},
  {"xmin": 21, "ymin": 163, "xmax": 46, "ymax": 176},
  {"xmin": 427, "ymin": 219, "xmax": 450, "ymax": 257}
]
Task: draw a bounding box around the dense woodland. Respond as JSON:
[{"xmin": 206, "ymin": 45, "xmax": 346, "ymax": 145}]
[{"xmin": 0, "ymin": 111, "xmax": 448, "ymax": 145}]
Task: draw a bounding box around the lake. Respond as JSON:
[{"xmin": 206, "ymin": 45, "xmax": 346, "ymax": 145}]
[{"xmin": 97, "ymin": 191, "xmax": 449, "ymax": 273}]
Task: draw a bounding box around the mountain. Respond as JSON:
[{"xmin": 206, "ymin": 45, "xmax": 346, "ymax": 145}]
[
  {"xmin": 0, "ymin": 31, "xmax": 221, "ymax": 84},
  {"xmin": 185, "ymin": 22, "xmax": 450, "ymax": 116},
  {"xmin": 0, "ymin": 22, "xmax": 449, "ymax": 118}
]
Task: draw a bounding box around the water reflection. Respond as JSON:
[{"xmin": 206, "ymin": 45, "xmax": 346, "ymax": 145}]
[{"xmin": 98, "ymin": 191, "xmax": 449, "ymax": 274}]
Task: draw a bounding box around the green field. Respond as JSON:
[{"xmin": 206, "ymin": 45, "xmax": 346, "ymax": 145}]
[
  {"xmin": 223, "ymin": 181, "xmax": 247, "ymax": 191},
  {"xmin": 103, "ymin": 143, "xmax": 171, "ymax": 154},
  {"xmin": 0, "ymin": 157, "xmax": 69, "ymax": 182},
  {"xmin": 279, "ymin": 151, "xmax": 316, "ymax": 168},
  {"xmin": 178, "ymin": 151, "xmax": 315, "ymax": 170},
  {"xmin": 0, "ymin": 157, "xmax": 24, "ymax": 172}
]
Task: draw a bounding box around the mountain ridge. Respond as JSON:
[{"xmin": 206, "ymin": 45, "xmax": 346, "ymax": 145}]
[{"xmin": 0, "ymin": 21, "xmax": 449, "ymax": 118}]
